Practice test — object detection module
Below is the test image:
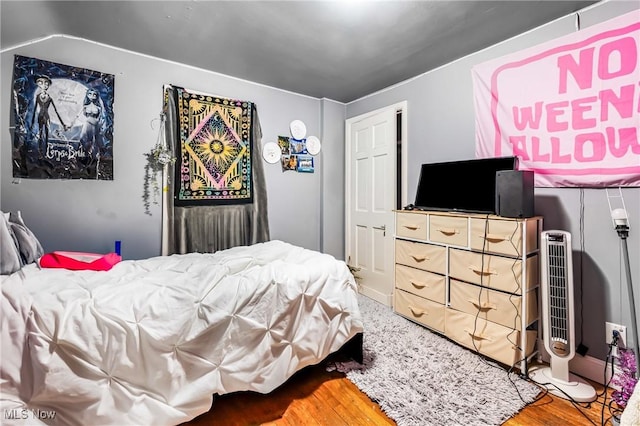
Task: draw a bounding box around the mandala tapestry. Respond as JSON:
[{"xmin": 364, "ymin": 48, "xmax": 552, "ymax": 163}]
[
  {"xmin": 11, "ymin": 55, "xmax": 115, "ymax": 180},
  {"xmin": 174, "ymin": 87, "xmax": 253, "ymax": 205}
]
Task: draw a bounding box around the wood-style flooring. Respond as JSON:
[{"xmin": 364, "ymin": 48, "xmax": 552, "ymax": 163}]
[{"xmin": 183, "ymin": 359, "xmax": 617, "ymax": 426}]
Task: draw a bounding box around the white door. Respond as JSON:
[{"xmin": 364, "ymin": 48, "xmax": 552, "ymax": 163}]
[{"xmin": 345, "ymin": 105, "xmax": 399, "ymax": 306}]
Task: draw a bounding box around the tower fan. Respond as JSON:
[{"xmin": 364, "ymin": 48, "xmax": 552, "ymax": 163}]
[{"xmin": 530, "ymin": 230, "xmax": 596, "ymax": 402}]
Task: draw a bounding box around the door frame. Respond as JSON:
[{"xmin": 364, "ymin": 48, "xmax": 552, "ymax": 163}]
[{"xmin": 344, "ymin": 101, "xmax": 408, "ymax": 304}]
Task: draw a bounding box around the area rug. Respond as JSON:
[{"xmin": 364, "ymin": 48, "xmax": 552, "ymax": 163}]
[{"xmin": 330, "ymin": 294, "xmax": 541, "ymax": 426}]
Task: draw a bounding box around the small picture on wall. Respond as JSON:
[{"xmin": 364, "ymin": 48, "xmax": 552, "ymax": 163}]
[
  {"xmin": 281, "ymin": 155, "xmax": 297, "ymax": 171},
  {"xmin": 11, "ymin": 55, "xmax": 115, "ymax": 180},
  {"xmin": 278, "ymin": 136, "xmax": 290, "ymax": 155},
  {"xmin": 297, "ymin": 155, "xmax": 314, "ymax": 173},
  {"xmin": 289, "ymin": 138, "xmax": 307, "ymax": 155}
]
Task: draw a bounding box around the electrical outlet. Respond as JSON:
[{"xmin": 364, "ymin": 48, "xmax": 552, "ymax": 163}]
[{"xmin": 606, "ymin": 322, "xmax": 627, "ymax": 346}]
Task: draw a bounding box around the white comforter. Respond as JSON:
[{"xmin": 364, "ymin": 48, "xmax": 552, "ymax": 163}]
[{"xmin": 1, "ymin": 240, "xmax": 363, "ymax": 425}]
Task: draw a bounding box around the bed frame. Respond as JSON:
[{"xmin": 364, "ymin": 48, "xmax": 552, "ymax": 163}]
[{"xmin": 335, "ymin": 332, "xmax": 364, "ymax": 364}]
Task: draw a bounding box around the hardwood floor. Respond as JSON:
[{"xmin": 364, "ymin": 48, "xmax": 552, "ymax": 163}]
[
  {"xmin": 183, "ymin": 363, "xmax": 393, "ymax": 426},
  {"xmin": 182, "ymin": 360, "xmax": 618, "ymax": 426},
  {"xmin": 505, "ymin": 374, "xmax": 617, "ymax": 426}
]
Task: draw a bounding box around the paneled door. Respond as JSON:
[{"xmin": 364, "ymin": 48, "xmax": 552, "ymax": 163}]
[{"xmin": 345, "ymin": 105, "xmax": 398, "ymax": 306}]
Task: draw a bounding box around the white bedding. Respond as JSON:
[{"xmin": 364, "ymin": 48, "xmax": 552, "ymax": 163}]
[
  {"xmin": 621, "ymin": 382, "xmax": 640, "ymax": 425},
  {"xmin": 1, "ymin": 240, "xmax": 363, "ymax": 425}
]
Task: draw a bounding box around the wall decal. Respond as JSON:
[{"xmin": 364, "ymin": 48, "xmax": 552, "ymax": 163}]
[{"xmin": 11, "ymin": 55, "xmax": 115, "ymax": 180}]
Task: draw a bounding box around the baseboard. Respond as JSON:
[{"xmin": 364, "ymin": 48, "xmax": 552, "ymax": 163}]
[{"xmin": 358, "ymin": 286, "xmax": 392, "ymax": 307}]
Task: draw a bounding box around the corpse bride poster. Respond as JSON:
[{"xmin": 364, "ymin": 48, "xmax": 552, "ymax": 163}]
[{"xmin": 11, "ymin": 55, "xmax": 115, "ymax": 180}]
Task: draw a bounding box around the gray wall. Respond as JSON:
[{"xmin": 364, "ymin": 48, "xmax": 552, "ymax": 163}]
[
  {"xmin": 347, "ymin": 1, "xmax": 640, "ymax": 362},
  {"xmin": 1, "ymin": 36, "xmax": 343, "ymax": 260},
  {"xmin": 320, "ymin": 99, "xmax": 346, "ymax": 260}
]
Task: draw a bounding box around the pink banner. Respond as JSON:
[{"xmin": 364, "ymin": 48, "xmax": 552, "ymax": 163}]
[{"xmin": 473, "ymin": 10, "xmax": 640, "ymax": 187}]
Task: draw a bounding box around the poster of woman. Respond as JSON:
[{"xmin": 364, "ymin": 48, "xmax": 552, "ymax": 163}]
[{"xmin": 11, "ymin": 55, "xmax": 115, "ymax": 180}]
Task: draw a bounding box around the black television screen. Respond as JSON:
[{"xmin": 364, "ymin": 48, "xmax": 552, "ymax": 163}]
[{"xmin": 413, "ymin": 156, "xmax": 518, "ymax": 214}]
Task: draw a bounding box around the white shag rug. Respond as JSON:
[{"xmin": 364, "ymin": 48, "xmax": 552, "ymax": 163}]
[{"xmin": 330, "ymin": 294, "xmax": 541, "ymax": 426}]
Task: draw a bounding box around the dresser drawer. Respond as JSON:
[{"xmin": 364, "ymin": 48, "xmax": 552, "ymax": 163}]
[
  {"xmin": 445, "ymin": 308, "xmax": 537, "ymax": 368},
  {"xmin": 396, "ymin": 212, "xmax": 428, "ymax": 240},
  {"xmin": 395, "ymin": 239, "xmax": 446, "ymax": 274},
  {"xmin": 449, "ymin": 248, "xmax": 539, "ymax": 293},
  {"xmin": 394, "ymin": 289, "xmax": 445, "ymax": 333},
  {"xmin": 470, "ymin": 218, "xmax": 540, "ymax": 257},
  {"xmin": 429, "ymin": 214, "xmax": 469, "ymax": 247},
  {"xmin": 395, "ymin": 264, "xmax": 446, "ymax": 304},
  {"xmin": 448, "ymin": 279, "xmax": 537, "ymax": 330},
  {"xmin": 470, "ymin": 218, "xmax": 522, "ymax": 257}
]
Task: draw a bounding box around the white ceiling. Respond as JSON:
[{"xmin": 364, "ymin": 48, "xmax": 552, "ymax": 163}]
[{"xmin": 1, "ymin": 0, "xmax": 599, "ymax": 103}]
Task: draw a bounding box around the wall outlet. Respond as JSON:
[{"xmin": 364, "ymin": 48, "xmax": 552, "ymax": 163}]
[{"xmin": 606, "ymin": 322, "xmax": 627, "ymax": 347}]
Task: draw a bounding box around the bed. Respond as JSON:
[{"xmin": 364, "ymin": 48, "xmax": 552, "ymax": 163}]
[{"xmin": 1, "ymin": 239, "xmax": 364, "ymax": 425}]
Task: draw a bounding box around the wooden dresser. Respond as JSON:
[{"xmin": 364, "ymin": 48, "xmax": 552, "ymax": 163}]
[{"xmin": 393, "ymin": 209, "xmax": 542, "ymax": 372}]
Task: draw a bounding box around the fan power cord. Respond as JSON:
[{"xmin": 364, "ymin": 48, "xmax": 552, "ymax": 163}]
[{"xmin": 527, "ymin": 377, "xmax": 599, "ymax": 426}]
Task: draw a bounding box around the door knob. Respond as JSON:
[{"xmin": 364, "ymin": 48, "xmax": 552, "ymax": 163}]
[{"xmin": 373, "ymin": 224, "xmax": 386, "ymax": 236}]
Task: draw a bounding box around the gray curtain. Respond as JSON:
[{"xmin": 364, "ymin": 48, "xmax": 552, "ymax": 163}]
[{"xmin": 161, "ymin": 86, "xmax": 270, "ymax": 255}]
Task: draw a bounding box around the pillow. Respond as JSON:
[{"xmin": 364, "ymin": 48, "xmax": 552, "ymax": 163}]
[
  {"xmin": 8, "ymin": 211, "xmax": 44, "ymax": 265},
  {"xmin": 0, "ymin": 212, "xmax": 22, "ymax": 275},
  {"xmin": 40, "ymin": 251, "xmax": 122, "ymax": 271}
]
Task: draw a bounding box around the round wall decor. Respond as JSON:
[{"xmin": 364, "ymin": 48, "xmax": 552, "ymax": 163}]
[
  {"xmin": 289, "ymin": 120, "xmax": 307, "ymax": 140},
  {"xmin": 306, "ymin": 135, "xmax": 321, "ymax": 155},
  {"xmin": 262, "ymin": 142, "xmax": 281, "ymax": 163}
]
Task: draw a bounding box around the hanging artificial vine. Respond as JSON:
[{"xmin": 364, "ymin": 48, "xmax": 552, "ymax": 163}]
[
  {"xmin": 143, "ymin": 112, "xmax": 175, "ymax": 215},
  {"xmin": 611, "ymin": 348, "xmax": 638, "ymax": 420}
]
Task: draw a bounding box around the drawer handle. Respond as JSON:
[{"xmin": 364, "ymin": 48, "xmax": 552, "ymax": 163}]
[
  {"xmin": 481, "ymin": 233, "xmax": 507, "ymax": 243},
  {"xmin": 409, "ymin": 306, "xmax": 427, "ymax": 317},
  {"xmin": 437, "ymin": 227, "xmax": 458, "ymax": 236},
  {"xmin": 410, "ymin": 254, "xmax": 429, "ymax": 262},
  {"xmin": 410, "ymin": 280, "xmax": 428, "ymax": 289},
  {"xmin": 464, "ymin": 329, "xmax": 493, "ymax": 342},
  {"xmin": 469, "ymin": 265, "xmax": 496, "ymax": 276},
  {"xmin": 468, "ymin": 299, "xmax": 497, "ymax": 311},
  {"xmin": 403, "ymin": 224, "xmax": 420, "ymax": 231}
]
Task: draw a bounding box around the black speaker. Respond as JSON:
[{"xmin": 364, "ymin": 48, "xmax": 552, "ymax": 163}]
[{"xmin": 495, "ymin": 170, "xmax": 535, "ymax": 218}]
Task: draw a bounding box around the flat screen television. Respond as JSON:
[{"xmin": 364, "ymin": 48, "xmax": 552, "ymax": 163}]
[{"xmin": 413, "ymin": 156, "xmax": 518, "ymax": 214}]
